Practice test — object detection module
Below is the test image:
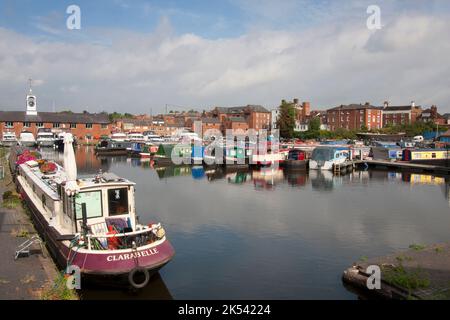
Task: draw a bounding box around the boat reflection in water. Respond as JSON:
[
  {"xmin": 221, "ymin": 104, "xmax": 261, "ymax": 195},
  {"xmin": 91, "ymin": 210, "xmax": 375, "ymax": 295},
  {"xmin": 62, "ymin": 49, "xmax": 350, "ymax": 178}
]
[{"xmin": 80, "ymin": 273, "xmax": 173, "ymax": 300}]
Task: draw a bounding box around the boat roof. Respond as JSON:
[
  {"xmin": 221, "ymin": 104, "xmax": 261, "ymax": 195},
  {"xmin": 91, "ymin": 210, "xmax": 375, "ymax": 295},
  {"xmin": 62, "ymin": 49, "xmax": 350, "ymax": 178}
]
[
  {"xmin": 315, "ymin": 145, "xmax": 349, "ymax": 150},
  {"xmin": 20, "ymin": 161, "xmax": 135, "ymax": 198},
  {"xmin": 409, "ymin": 148, "xmax": 449, "ymax": 152}
]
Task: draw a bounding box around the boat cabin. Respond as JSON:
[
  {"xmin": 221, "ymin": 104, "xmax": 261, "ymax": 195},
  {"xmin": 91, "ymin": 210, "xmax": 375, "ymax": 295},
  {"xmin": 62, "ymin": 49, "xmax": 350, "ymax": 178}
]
[
  {"xmin": 17, "ymin": 161, "xmax": 139, "ymax": 247},
  {"xmin": 309, "ymin": 146, "xmax": 350, "ymax": 170},
  {"xmin": 288, "ymin": 149, "xmax": 306, "ymax": 161}
]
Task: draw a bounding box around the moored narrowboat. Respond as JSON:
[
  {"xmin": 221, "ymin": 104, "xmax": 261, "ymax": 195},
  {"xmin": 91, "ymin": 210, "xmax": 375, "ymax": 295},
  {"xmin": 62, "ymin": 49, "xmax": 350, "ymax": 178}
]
[
  {"xmin": 283, "ymin": 149, "xmax": 308, "ymax": 170},
  {"xmin": 153, "ymin": 144, "xmax": 191, "ymax": 166},
  {"xmin": 402, "ymin": 148, "xmax": 450, "ymax": 165},
  {"xmin": 95, "ymin": 140, "xmax": 130, "ymax": 156},
  {"xmin": 11, "ymin": 136, "xmax": 175, "ymax": 288}
]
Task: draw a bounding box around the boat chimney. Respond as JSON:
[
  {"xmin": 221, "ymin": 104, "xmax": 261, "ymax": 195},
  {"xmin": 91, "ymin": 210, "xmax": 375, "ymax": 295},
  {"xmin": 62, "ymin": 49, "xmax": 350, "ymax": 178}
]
[{"xmin": 63, "ymin": 133, "xmax": 79, "ymax": 195}]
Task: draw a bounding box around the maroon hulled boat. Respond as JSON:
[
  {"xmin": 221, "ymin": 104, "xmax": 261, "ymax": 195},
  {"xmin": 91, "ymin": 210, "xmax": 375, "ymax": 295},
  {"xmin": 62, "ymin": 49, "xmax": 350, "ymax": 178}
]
[{"xmin": 11, "ymin": 135, "xmax": 175, "ymax": 288}]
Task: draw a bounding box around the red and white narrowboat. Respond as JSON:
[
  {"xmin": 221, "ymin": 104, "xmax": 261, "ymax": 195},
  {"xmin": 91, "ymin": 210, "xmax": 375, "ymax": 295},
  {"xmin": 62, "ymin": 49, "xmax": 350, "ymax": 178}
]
[{"xmin": 11, "ymin": 135, "xmax": 175, "ymax": 288}]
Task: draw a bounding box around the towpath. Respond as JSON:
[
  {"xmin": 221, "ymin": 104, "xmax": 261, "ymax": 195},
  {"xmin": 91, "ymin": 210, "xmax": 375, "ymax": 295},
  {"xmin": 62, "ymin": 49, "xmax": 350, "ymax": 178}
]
[{"xmin": 0, "ymin": 151, "xmax": 57, "ymax": 299}]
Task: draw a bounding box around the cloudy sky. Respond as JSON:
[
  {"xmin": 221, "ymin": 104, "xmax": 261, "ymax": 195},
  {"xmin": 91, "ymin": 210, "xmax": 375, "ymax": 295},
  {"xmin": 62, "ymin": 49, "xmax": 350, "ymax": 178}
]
[{"xmin": 0, "ymin": 0, "xmax": 449, "ymax": 114}]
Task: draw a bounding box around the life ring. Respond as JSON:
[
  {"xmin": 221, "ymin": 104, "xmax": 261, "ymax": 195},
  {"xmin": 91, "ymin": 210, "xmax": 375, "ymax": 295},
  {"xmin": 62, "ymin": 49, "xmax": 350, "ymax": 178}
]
[{"xmin": 128, "ymin": 267, "xmax": 150, "ymax": 289}]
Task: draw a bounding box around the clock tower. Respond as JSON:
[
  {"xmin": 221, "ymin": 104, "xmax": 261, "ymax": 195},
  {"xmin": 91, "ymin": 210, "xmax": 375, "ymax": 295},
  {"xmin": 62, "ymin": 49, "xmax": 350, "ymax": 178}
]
[{"xmin": 26, "ymin": 78, "xmax": 37, "ymax": 116}]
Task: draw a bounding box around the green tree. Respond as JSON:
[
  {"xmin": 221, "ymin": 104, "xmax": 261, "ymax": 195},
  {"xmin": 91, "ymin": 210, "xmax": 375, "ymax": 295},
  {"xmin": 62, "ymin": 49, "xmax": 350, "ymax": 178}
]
[
  {"xmin": 308, "ymin": 117, "xmax": 321, "ymax": 132},
  {"xmin": 276, "ymin": 101, "xmax": 296, "ymax": 139}
]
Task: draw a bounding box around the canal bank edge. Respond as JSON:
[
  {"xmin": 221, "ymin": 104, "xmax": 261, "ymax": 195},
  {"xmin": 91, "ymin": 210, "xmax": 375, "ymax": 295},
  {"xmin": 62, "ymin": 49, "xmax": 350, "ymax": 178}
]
[
  {"xmin": 0, "ymin": 147, "xmax": 77, "ymax": 300},
  {"xmin": 343, "ymin": 243, "xmax": 450, "ymax": 300}
]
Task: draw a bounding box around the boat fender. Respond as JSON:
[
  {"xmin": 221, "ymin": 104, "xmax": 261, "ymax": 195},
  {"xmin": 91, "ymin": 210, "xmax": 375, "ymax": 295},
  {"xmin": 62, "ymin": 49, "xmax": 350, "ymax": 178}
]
[
  {"xmin": 155, "ymin": 227, "xmax": 166, "ymax": 239},
  {"xmin": 128, "ymin": 267, "xmax": 150, "ymax": 289}
]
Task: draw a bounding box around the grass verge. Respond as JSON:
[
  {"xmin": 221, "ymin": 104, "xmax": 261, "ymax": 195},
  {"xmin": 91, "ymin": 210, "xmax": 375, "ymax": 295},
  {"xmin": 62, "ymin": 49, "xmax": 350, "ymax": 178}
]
[{"xmin": 41, "ymin": 273, "xmax": 78, "ymax": 300}]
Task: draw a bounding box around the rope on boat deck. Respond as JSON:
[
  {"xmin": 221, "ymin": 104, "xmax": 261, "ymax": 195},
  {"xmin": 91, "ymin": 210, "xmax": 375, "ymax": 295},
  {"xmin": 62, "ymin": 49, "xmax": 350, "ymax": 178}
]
[{"xmin": 66, "ymin": 235, "xmax": 82, "ymax": 271}]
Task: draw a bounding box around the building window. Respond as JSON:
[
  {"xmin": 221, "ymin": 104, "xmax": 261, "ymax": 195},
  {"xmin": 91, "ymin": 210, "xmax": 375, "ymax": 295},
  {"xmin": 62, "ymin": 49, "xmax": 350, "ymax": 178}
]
[
  {"xmin": 36, "ymin": 122, "xmax": 44, "ymax": 128},
  {"xmin": 53, "ymin": 123, "xmax": 60, "ymax": 128},
  {"xmin": 70, "ymin": 123, "xmax": 77, "ymax": 129},
  {"xmin": 5, "ymin": 122, "xmax": 14, "ymax": 128},
  {"xmin": 86, "ymin": 123, "xmax": 93, "ymax": 129},
  {"xmin": 23, "ymin": 122, "xmax": 31, "ymax": 128}
]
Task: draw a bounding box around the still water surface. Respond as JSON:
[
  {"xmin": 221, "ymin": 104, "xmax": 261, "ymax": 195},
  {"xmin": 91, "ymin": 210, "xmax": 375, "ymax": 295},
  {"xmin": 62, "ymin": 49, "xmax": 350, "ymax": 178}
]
[{"xmin": 42, "ymin": 147, "xmax": 450, "ymax": 299}]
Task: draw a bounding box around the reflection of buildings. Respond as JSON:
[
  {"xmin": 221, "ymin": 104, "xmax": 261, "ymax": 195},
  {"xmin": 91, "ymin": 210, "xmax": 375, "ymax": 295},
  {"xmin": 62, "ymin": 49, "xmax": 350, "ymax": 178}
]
[{"xmin": 38, "ymin": 147, "xmax": 110, "ymax": 174}]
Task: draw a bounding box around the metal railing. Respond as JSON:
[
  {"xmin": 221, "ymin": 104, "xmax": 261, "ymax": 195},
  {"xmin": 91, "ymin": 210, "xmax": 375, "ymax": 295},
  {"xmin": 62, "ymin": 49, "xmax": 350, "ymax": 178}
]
[{"xmin": 85, "ymin": 226, "xmax": 161, "ymax": 251}]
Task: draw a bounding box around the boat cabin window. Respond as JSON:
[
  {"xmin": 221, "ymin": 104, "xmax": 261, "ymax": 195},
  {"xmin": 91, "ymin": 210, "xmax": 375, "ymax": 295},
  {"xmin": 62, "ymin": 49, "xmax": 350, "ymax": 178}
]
[
  {"xmin": 75, "ymin": 191, "xmax": 103, "ymax": 219},
  {"xmin": 108, "ymin": 188, "xmax": 129, "ymax": 216}
]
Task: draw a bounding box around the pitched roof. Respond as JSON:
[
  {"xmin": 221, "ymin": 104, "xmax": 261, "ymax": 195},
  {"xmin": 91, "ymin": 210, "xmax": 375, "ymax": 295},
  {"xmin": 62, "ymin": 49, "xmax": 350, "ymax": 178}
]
[
  {"xmin": 119, "ymin": 118, "xmax": 154, "ymax": 125},
  {"xmin": 383, "ymin": 105, "xmax": 422, "ymax": 111},
  {"xmin": 0, "ymin": 111, "xmax": 110, "ymax": 124},
  {"xmin": 201, "ymin": 117, "xmax": 220, "ymax": 124},
  {"xmin": 327, "ymin": 103, "xmax": 381, "ymax": 111},
  {"xmin": 215, "ymin": 105, "xmax": 270, "ymax": 114}
]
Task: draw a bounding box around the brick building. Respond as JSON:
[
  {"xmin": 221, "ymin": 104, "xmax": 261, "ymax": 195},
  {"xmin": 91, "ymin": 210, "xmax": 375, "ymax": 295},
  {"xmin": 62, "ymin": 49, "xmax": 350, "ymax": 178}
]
[
  {"xmin": 382, "ymin": 101, "xmax": 422, "ymax": 126},
  {"xmin": 195, "ymin": 117, "xmax": 222, "ymax": 135},
  {"xmin": 211, "ymin": 105, "xmax": 271, "ymax": 133},
  {"xmin": 288, "ymin": 98, "xmax": 310, "ymax": 123},
  {"xmin": 327, "ymin": 103, "xmax": 382, "ymax": 131},
  {"xmin": 417, "ymin": 105, "xmax": 447, "ymax": 125},
  {"xmin": 114, "ymin": 118, "xmax": 154, "ymax": 133},
  {"xmin": 223, "ymin": 117, "xmax": 249, "ymax": 132},
  {"xmin": 0, "ymin": 88, "xmax": 111, "ymax": 143}
]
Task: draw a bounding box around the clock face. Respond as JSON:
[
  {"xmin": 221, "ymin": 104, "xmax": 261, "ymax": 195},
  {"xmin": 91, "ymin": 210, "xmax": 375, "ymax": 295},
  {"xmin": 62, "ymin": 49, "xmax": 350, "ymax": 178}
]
[{"xmin": 28, "ymin": 96, "xmax": 35, "ymax": 108}]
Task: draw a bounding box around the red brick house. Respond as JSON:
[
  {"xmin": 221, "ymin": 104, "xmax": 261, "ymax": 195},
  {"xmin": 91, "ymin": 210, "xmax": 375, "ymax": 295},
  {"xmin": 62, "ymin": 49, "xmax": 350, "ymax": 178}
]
[
  {"xmin": 382, "ymin": 101, "xmax": 422, "ymax": 126},
  {"xmin": 327, "ymin": 103, "xmax": 382, "ymax": 131}
]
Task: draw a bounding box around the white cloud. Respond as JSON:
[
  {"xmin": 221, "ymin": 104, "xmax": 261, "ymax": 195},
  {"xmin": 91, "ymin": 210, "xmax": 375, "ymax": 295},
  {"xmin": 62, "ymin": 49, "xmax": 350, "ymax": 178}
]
[{"xmin": 0, "ymin": 12, "xmax": 449, "ymax": 113}]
